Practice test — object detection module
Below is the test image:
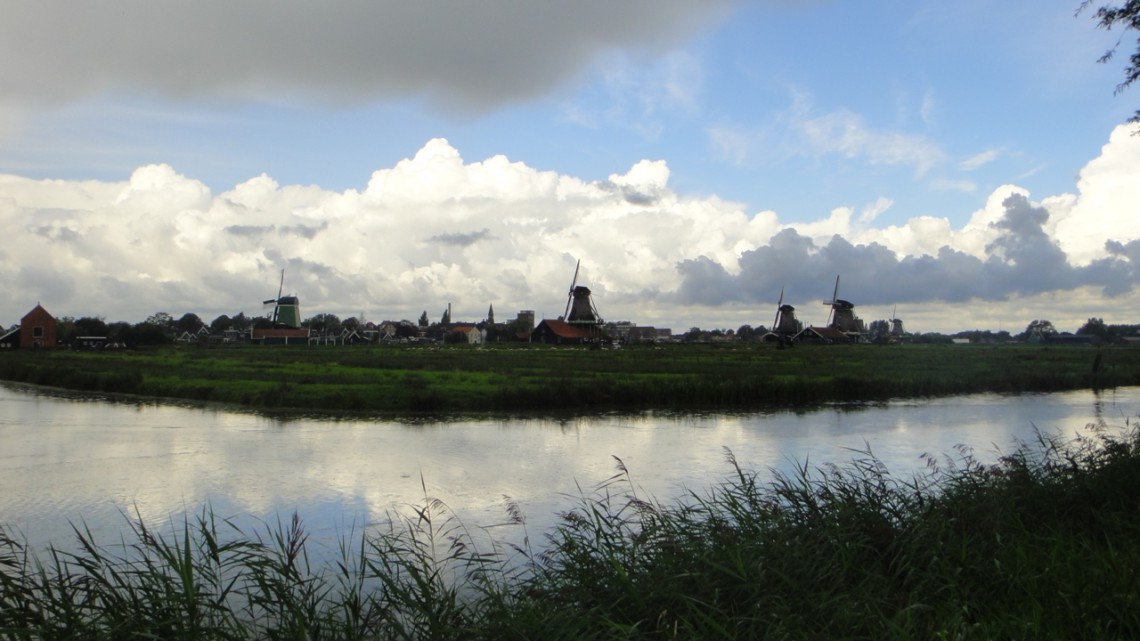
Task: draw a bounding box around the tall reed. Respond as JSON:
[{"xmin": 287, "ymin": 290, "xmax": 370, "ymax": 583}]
[{"xmin": 3, "ymin": 420, "xmax": 1139, "ymax": 639}]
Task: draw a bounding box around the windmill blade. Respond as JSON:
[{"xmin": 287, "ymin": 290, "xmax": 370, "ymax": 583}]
[
  {"xmin": 773, "ymin": 286, "xmax": 784, "ymax": 329},
  {"xmin": 825, "ymin": 276, "xmax": 840, "ymax": 326},
  {"xmin": 564, "ymin": 259, "xmax": 580, "ymax": 319},
  {"xmin": 277, "ymin": 269, "xmax": 285, "ymax": 299},
  {"xmin": 568, "ymin": 259, "xmax": 580, "ymax": 293}
]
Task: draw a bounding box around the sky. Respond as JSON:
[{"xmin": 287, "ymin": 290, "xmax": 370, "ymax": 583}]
[{"xmin": 1, "ymin": 0, "xmax": 1138, "ymax": 334}]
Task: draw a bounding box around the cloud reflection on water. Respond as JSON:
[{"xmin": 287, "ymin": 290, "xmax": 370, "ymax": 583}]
[{"xmin": 2, "ymin": 385, "xmax": 1137, "ymax": 554}]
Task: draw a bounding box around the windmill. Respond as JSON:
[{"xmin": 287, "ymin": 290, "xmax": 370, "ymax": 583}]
[
  {"xmin": 763, "ymin": 286, "xmax": 801, "ymax": 346},
  {"xmin": 771, "ymin": 286, "xmax": 800, "ymax": 338},
  {"xmin": 822, "ymin": 275, "xmax": 865, "ymax": 337},
  {"xmin": 888, "ymin": 305, "xmax": 905, "ymax": 341},
  {"xmin": 563, "ymin": 259, "xmax": 602, "ymax": 326},
  {"xmin": 263, "ymin": 269, "xmax": 302, "ymax": 329}
]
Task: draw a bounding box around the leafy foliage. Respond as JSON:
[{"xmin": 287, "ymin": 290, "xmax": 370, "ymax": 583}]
[{"xmin": 1080, "ymin": 0, "xmax": 1140, "ymax": 121}]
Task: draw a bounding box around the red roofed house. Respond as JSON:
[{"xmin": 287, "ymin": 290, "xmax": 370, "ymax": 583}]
[
  {"xmin": 531, "ymin": 319, "xmax": 606, "ymax": 345},
  {"xmin": 20, "ymin": 303, "xmax": 58, "ymax": 348},
  {"xmin": 450, "ymin": 324, "xmax": 485, "ymax": 345}
]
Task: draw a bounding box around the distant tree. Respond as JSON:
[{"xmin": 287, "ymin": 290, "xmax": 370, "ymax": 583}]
[
  {"xmin": 953, "ymin": 329, "xmax": 1013, "ymax": 344},
  {"xmin": 395, "ymin": 322, "xmax": 420, "ymax": 339},
  {"xmin": 54, "ymin": 316, "xmax": 76, "ymax": 343},
  {"xmin": 58, "ymin": 314, "xmax": 110, "ymax": 344},
  {"xmin": 231, "ymin": 312, "xmax": 251, "ymax": 331},
  {"xmin": 342, "ymin": 316, "xmax": 361, "ymax": 332},
  {"xmin": 1079, "ymin": 1, "xmax": 1140, "ymax": 123},
  {"xmin": 867, "ymin": 319, "xmax": 890, "ymax": 342},
  {"xmin": 106, "ymin": 321, "xmax": 132, "ymax": 343},
  {"xmin": 682, "ymin": 327, "xmax": 705, "ymax": 342},
  {"xmin": 910, "ymin": 332, "xmax": 953, "ymax": 344},
  {"xmin": 1076, "ymin": 317, "xmax": 1109, "ymax": 338},
  {"xmin": 210, "ymin": 314, "xmax": 233, "ymax": 332},
  {"xmin": 1020, "ymin": 319, "xmax": 1058, "ymax": 342},
  {"xmin": 74, "ymin": 316, "xmax": 109, "ymax": 337},
  {"xmin": 501, "ymin": 317, "xmax": 532, "ymax": 341},
  {"xmin": 175, "ymin": 313, "xmax": 204, "ymax": 334},
  {"xmin": 126, "ymin": 321, "xmax": 171, "ymax": 346},
  {"xmin": 418, "ymin": 311, "xmax": 429, "ymax": 328},
  {"xmin": 252, "ymin": 316, "xmax": 274, "ymax": 330},
  {"xmin": 304, "ymin": 313, "xmax": 342, "ymax": 334},
  {"xmin": 736, "ymin": 324, "xmax": 756, "ymax": 341},
  {"xmin": 440, "ymin": 308, "xmax": 451, "ymax": 325},
  {"xmin": 145, "ymin": 312, "xmax": 173, "ymax": 327}
]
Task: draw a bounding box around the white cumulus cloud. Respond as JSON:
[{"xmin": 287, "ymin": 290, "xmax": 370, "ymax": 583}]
[{"xmin": 1, "ymin": 126, "xmax": 1138, "ymax": 334}]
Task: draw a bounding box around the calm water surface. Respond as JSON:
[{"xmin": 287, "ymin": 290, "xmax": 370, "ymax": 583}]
[{"xmin": 2, "ymin": 384, "xmax": 1138, "ymax": 555}]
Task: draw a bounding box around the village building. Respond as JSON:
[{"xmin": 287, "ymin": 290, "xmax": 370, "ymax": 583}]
[
  {"xmin": 526, "ymin": 317, "xmax": 592, "ymax": 344},
  {"xmin": 19, "ymin": 304, "xmax": 58, "ymax": 349},
  {"xmin": 795, "ymin": 326, "xmax": 851, "ymax": 344},
  {"xmin": 450, "ymin": 324, "xmax": 485, "ymax": 345},
  {"xmin": 0, "ymin": 326, "xmax": 19, "ymax": 349}
]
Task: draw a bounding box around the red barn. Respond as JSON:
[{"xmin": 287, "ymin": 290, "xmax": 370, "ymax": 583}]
[
  {"xmin": 20, "ymin": 304, "xmax": 58, "ymax": 348},
  {"xmin": 531, "ymin": 319, "xmax": 607, "ymax": 345}
]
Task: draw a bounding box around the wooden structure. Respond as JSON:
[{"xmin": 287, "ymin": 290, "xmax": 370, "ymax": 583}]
[
  {"xmin": 251, "ymin": 327, "xmax": 310, "ymax": 345},
  {"xmin": 532, "ymin": 319, "xmax": 605, "ymax": 345},
  {"xmin": 563, "ymin": 260, "xmax": 603, "ymax": 327},
  {"xmin": 795, "ymin": 326, "xmax": 851, "ymax": 344},
  {"xmin": 20, "ymin": 304, "xmax": 58, "ymax": 348},
  {"xmin": 822, "ymin": 275, "xmax": 866, "ymax": 340}
]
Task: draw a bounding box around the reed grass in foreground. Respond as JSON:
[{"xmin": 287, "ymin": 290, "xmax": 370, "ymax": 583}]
[{"xmin": 2, "ymin": 420, "xmax": 1140, "ymax": 640}]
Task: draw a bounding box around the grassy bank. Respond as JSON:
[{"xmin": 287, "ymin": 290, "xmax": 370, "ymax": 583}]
[
  {"xmin": 1, "ymin": 342, "xmax": 1137, "ymax": 414},
  {"xmin": 2, "ymin": 422, "xmax": 1138, "ymax": 639}
]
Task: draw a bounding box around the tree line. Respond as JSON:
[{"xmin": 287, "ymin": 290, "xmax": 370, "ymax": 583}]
[{"xmin": 13, "ymin": 308, "xmax": 1139, "ymax": 349}]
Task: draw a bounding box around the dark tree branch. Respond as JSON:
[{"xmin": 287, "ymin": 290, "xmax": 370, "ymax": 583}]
[{"xmin": 1079, "ymin": 1, "xmax": 1140, "ymax": 122}]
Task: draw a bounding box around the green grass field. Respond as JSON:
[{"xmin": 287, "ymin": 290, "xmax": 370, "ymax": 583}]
[{"xmin": 0, "ymin": 341, "xmax": 1136, "ymax": 414}]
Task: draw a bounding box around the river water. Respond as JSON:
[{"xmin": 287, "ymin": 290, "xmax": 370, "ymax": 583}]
[{"xmin": 2, "ymin": 383, "xmax": 1138, "ymax": 558}]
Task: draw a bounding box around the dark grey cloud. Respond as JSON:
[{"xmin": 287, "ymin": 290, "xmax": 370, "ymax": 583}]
[
  {"xmin": 430, "ymin": 229, "xmax": 492, "ymax": 247},
  {"xmin": 674, "ymin": 194, "xmax": 1139, "ymax": 309},
  {"xmin": 675, "ymin": 256, "xmax": 740, "ymax": 305},
  {"xmin": 280, "ymin": 223, "xmax": 327, "ymax": 240},
  {"xmin": 2, "ymin": 0, "xmax": 735, "ymax": 111},
  {"xmin": 225, "ymin": 225, "xmax": 273, "ymax": 238},
  {"xmin": 594, "ymin": 179, "xmax": 665, "ymax": 206},
  {"xmin": 224, "ymin": 223, "xmax": 325, "ymax": 239}
]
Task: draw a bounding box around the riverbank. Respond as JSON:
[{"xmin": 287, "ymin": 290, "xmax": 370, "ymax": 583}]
[
  {"xmin": 0, "ymin": 342, "xmax": 1136, "ymax": 414},
  {"xmin": 2, "ymin": 421, "xmax": 1137, "ymax": 639}
]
